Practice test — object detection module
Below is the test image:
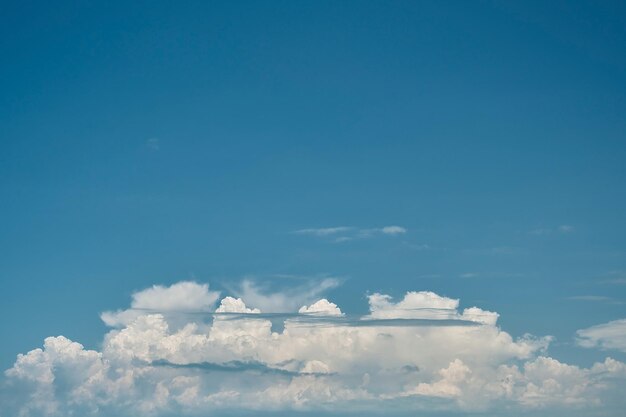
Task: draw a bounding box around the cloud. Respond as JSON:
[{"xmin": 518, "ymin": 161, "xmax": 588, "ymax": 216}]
[
  {"xmin": 293, "ymin": 227, "xmax": 353, "ymax": 236},
  {"xmin": 529, "ymin": 225, "xmax": 575, "ymax": 236},
  {"xmin": 576, "ymin": 319, "xmax": 626, "ymax": 352},
  {"xmin": 230, "ymin": 278, "xmax": 341, "ymax": 313},
  {"xmin": 146, "ymin": 137, "xmax": 160, "ymax": 151},
  {"xmin": 294, "ymin": 225, "xmax": 408, "ymax": 242},
  {"xmin": 366, "ymin": 291, "xmax": 499, "ymax": 325},
  {"xmin": 216, "ymin": 296, "xmax": 261, "ymax": 314},
  {"xmin": 380, "ymin": 226, "xmax": 407, "ymax": 235},
  {"xmin": 567, "ymin": 295, "xmax": 612, "ymax": 302},
  {"xmin": 3, "ymin": 282, "xmax": 626, "ymax": 416},
  {"xmin": 101, "ymin": 281, "xmax": 220, "ymax": 327},
  {"xmin": 298, "ymin": 299, "xmax": 343, "ymax": 316}
]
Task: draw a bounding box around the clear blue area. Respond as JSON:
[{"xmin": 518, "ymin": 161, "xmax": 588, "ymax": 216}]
[{"xmin": 1, "ymin": 0, "xmax": 625, "ymax": 371}]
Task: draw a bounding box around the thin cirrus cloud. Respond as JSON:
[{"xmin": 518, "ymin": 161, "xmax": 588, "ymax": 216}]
[
  {"xmin": 567, "ymin": 295, "xmax": 614, "ymax": 302},
  {"xmin": 529, "ymin": 225, "xmax": 575, "ymax": 235},
  {"xmin": 293, "ymin": 225, "xmax": 407, "ymax": 242},
  {"xmin": 4, "ymin": 281, "xmax": 626, "ymax": 417}
]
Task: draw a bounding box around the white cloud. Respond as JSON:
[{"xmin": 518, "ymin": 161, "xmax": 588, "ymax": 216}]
[
  {"xmin": 216, "ymin": 296, "xmax": 261, "ymax": 314},
  {"xmin": 293, "ymin": 227, "xmax": 353, "ymax": 236},
  {"xmin": 380, "ymin": 226, "xmax": 407, "ymax": 235},
  {"xmin": 367, "ymin": 291, "xmax": 460, "ymax": 320},
  {"xmin": 294, "ymin": 225, "xmax": 408, "ymax": 242},
  {"xmin": 576, "ymin": 319, "xmax": 626, "ymax": 352},
  {"xmin": 101, "ymin": 281, "xmax": 220, "ymax": 327},
  {"xmin": 298, "ymin": 299, "xmax": 343, "ymax": 316},
  {"xmin": 529, "ymin": 225, "xmax": 575, "ymax": 236},
  {"xmin": 366, "ymin": 291, "xmax": 499, "ymax": 325},
  {"xmin": 4, "ymin": 282, "xmax": 626, "ymax": 417},
  {"xmin": 230, "ymin": 278, "xmax": 340, "ymax": 313}
]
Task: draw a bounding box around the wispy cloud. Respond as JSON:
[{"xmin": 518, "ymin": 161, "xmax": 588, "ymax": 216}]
[
  {"xmin": 529, "ymin": 225, "xmax": 575, "ymax": 235},
  {"xmin": 229, "ymin": 277, "xmax": 341, "ymax": 312},
  {"xmin": 146, "ymin": 137, "xmax": 160, "ymax": 151},
  {"xmin": 293, "ymin": 225, "xmax": 407, "ymax": 242},
  {"xmin": 577, "ymin": 319, "xmax": 626, "ymax": 352},
  {"xmin": 293, "ymin": 227, "xmax": 353, "ymax": 236},
  {"xmin": 601, "ymin": 270, "xmax": 626, "ymax": 285},
  {"xmin": 380, "ymin": 225, "xmax": 407, "ymax": 235},
  {"xmin": 567, "ymin": 295, "xmax": 612, "ymax": 302}
]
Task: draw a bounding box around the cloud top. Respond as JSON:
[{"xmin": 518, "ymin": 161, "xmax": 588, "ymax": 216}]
[{"xmin": 100, "ymin": 281, "xmax": 220, "ymax": 327}]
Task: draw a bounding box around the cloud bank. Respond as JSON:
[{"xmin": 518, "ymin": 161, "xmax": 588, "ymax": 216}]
[{"xmin": 3, "ymin": 281, "xmax": 626, "ymax": 417}]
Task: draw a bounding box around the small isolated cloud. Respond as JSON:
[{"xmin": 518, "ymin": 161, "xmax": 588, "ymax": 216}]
[
  {"xmin": 4, "ymin": 281, "xmax": 626, "ymax": 417},
  {"xmin": 529, "ymin": 225, "xmax": 575, "ymax": 236},
  {"xmin": 294, "ymin": 225, "xmax": 407, "ymax": 242},
  {"xmin": 146, "ymin": 137, "xmax": 160, "ymax": 151},
  {"xmin": 576, "ymin": 319, "xmax": 626, "ymax": 352},
  {"xmin": 293, "ymin": 227, "xmax": 353, "ymax": 236},
  {"xmin": 380, "ymin": 226, "xmax": 407, "ymax": 235},
  {"xmin": 459, "ymin": 272, "xmax": 478, "ymax": 278}
]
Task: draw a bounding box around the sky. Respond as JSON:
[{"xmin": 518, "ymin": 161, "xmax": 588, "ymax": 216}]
[{"xmin": 1, "ymin": 1, "xmax": 626, "ymax": 416}]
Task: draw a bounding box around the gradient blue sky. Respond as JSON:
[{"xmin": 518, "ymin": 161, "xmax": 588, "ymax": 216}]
[{"xmin": 1, "ymin": 0, "xmax": 626, "ymax": 381}]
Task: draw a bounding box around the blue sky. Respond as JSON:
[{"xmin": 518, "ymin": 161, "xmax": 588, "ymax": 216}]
[{"xmin": 1, "ymin": 1, "xmax": 626, "ymax": 415}]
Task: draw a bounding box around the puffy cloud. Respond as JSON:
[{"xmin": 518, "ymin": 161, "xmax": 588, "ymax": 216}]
[
  {"xmin": 367, "ymin": 291, "xmax": 459, "ymax": 318},
  {"xmin": 3, "ymin": 282, "xmax": 626, "ymax": 417},
  {"xmin": 101, "ymin": 281, "xmax": 220, "ymax": 327},
  {"xmin": 461, "ymin": 307, "xmax": 499, "ymax": 326},
  {"xmin": 216, "ymin": 297, "xmax": 261, "ymax": 314},
  {"xmin": 298, "ymin": 299, "xmax": 343, "ymax": 316},
  {"xmin": 576, "ymin": 318, "xmax": 626, "ymax": 352}
]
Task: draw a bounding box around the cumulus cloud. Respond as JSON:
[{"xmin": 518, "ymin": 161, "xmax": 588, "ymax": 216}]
[
  {"xmin": 576, "ymin": 319, "xmax": 626, "ymax": 352},
  {"xmin": 101, "ymin": 281, "xmax": 220, "ymax": 327},
  {"xmin": 298, "ymin": 299, "xmax": 343, "ymax": 316},
  {"xmin": 366, "ymin": 291, "xmax": 498, "ymax": 325},
  {"xmin": 216, "ymin": 296, "xmax": 261, "ymax": 314},
  {"xmin": 3, "ymin": 282, "xmax": 626, "ymax": 417},
  {"xmin": 230, "ymin": 278, "xmax": 340, "ymax": 312}
]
